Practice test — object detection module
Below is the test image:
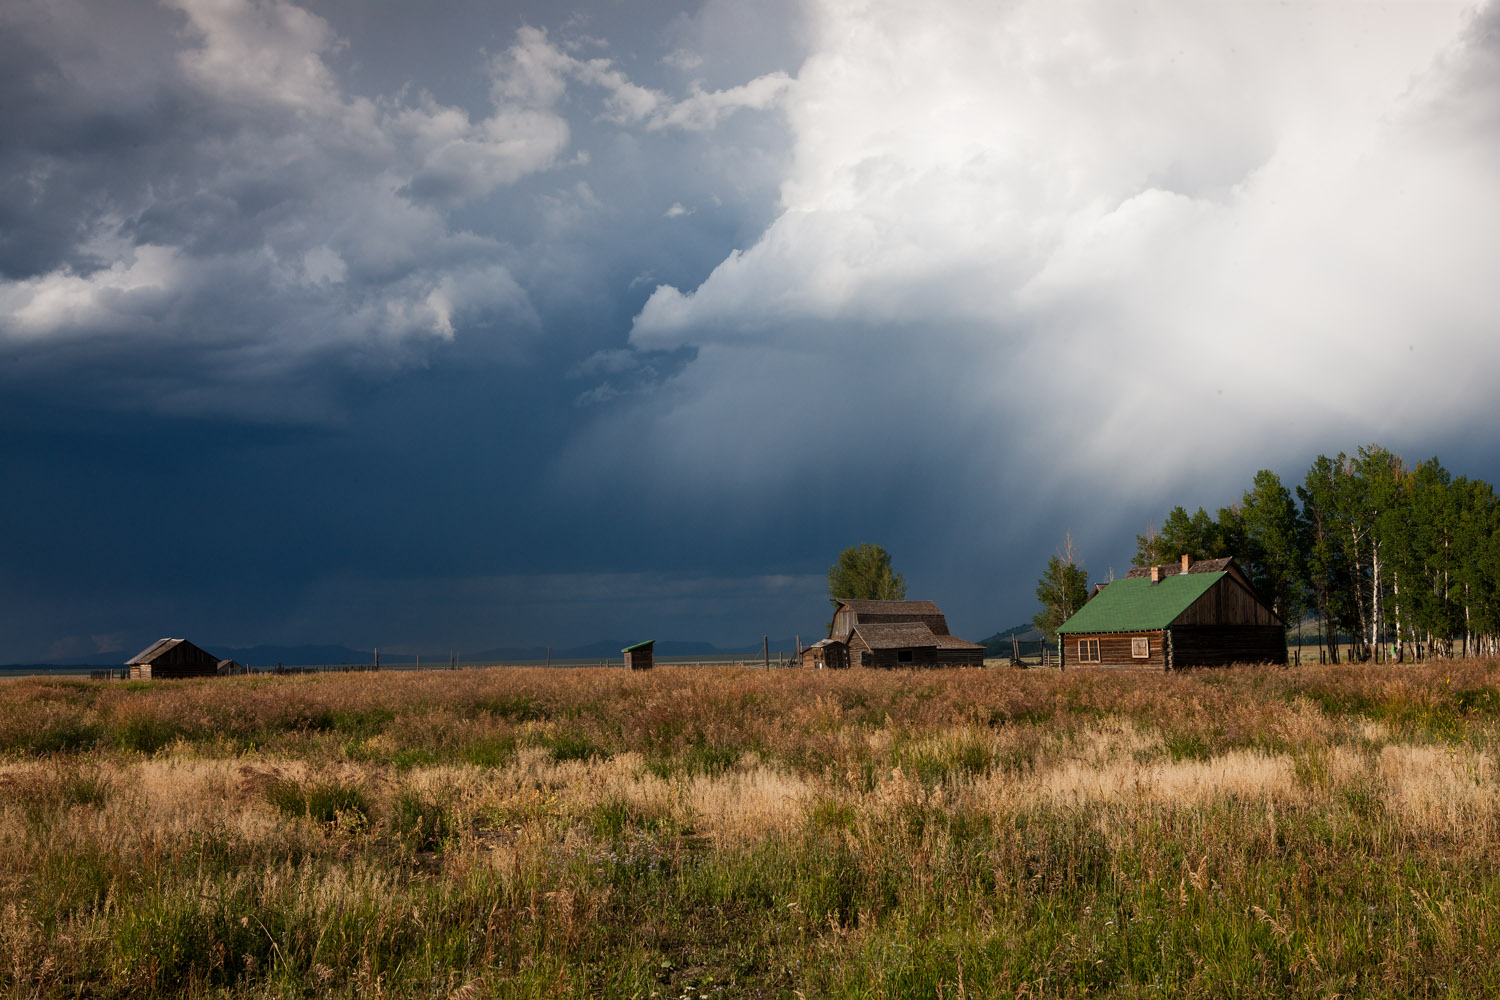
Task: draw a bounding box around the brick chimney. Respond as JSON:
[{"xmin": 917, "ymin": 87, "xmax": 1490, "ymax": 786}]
[
  {"xmin": 1150, "ymin": 565, "xmax": 1161, "ymax": 584},
  {"xmin": 1182, "ymin": 554, "xmax": 1192, "ymax": 574}
]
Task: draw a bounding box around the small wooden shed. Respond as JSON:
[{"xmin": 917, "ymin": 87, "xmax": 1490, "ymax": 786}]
[
  {"xmin": 801, "ymin": 638, "xmax": 849, "ymax": 669},
  {"xmin": 217, "ymin": 659, "xmax": 247, "ymax": 676},
  {"xmin": 1057, "ymin": 556, "xmax": 1286, "ymax": 670},
  {"xmin": 622, "ymin": 639, "xmax": 655, "ymax": 670},
  {"xmin": 126, "ymin": 638, "xmax": 220, "ymax": 679}
]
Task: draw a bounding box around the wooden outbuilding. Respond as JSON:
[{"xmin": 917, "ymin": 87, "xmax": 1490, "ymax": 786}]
[
  {"xmin": 1057, "ymin": 556, "xmax": 1286, "ymax": 670},
  {"xmin": 622, "ymin": 639, "xmax": 655, "ymax": 670},
  {"xmin": 831, "ymin": 600, "xmax": 951, "ymax": 641},
  {"xmin": 126, "ymin": 638, "xmax": 220, "ymax": 679},
  {"xmin": 801, "ymin": 638, "xmax": 850, "ymax": 669},
  {"xmin": 217, "ymin": 659, "xmax": 247, "ymax": 676},
  {"xmin": 829, "ymin": 599, "xmax": 986, "ymax": 668}
]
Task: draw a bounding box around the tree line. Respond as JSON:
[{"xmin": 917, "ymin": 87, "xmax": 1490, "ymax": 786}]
[{"xmin": 1130, "ymin": 445, "xmax": 1500, "ymax": 662}]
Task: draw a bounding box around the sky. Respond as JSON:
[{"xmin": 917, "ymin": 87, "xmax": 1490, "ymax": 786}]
[{"xmin": 3, "ymin": 0, "xmax": 1500, "ymax": 661}]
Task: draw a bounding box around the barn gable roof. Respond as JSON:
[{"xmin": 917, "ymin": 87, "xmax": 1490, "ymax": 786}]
[
  {"xmin": 1057, "ymin": 572, "xmax": 1224, "ymax": 634},
  {"xmin": 127, "ymin": 638, "xmax": 186, "ymax": 665},
  {"xmin": 852, "ymin": 623, "xmax": 940, "ymax": 649},
  {"xmin": 835, "ymin": 599, "xmax": 943, "ymax": 617}
]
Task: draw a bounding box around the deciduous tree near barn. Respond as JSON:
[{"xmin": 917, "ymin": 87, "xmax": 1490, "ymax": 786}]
[
  {"xmin": 827, "ymin": 543, "xmax": 907, "ymax": 605},
  {"xmin": 1033, "ymin": 533, "xmax": 1088, "ymax": 642}
]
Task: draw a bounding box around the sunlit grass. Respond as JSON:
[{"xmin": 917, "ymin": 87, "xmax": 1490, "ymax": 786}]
[{"xmin": 3, "ymin": 660, "xmax": 1500, "ymax": 997}]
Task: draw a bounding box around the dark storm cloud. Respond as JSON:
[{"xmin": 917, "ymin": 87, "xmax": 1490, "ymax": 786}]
[
  {"xmin": 0, "ymin": 0, "xmax": 811, "ymax": 659},
  {"xmin": 7, "ymin": 0, "xmax": 1500, "ymax": 661},
  {"xmin": 0, "ymin": 0, "xmax": 799, "ymax": 418}
]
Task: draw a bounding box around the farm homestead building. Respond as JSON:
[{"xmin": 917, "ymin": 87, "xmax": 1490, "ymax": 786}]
[
  {"xmin": 1056, "ymin": 556, "xmax": 1286, "ymax": 669},
  {"xmin": 622, "ymin": 639, "xmax": 655, "ymax": 670},
  {"xmin": 801, "ymin": 638, "xmax": 850, "ymax": 669},
  {"xmin": 126, "ymin": 638, "xmax": 220, "ymax": 679},
  {"xmin": 830, "ymin": 599, "xmax": 985, "ymax": 668}
]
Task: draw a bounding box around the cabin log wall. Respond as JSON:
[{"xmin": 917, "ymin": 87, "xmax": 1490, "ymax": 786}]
[
  {"xmin": 1169, "ymin": 625, "xmax": 1287, "ymax": 666},
  {"xmin": 1066, "ymin": 630, "xmax": 1168, "ymax": 671}
]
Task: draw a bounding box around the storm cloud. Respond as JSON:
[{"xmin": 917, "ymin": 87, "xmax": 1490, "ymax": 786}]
[{"xmin": 3, "ymin": 0, "xmax": 1499, "ymax": 660}]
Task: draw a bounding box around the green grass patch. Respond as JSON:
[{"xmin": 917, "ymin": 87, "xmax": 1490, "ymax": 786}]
[
  {"xmin": 114, "ymin": 717, "xmax": 185, "ymax": 754},
  {"xmin": 265, "ymin": 778, "xmax": 370, "ymax": 826},
  {"xmin": 392, "ymin": 789, "xmax": 454, "ymax": 851}
]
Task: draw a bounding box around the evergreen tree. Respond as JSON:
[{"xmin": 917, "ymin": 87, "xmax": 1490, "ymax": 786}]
[
  {"xmin": 1238, "ymin": 469, "xmax": 1305, "ymax": 625},
  {"xmin": 1134, "ymin": 506, "xmax": 1224, "ymax": 566}
]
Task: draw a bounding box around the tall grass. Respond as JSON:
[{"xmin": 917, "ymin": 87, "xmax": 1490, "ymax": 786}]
[{"xmin": 2, "ymin": 661, "xmax": 1500, "ymax": 997}]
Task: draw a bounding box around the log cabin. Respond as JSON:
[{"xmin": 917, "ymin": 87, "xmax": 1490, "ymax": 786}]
[{"xmin": 1056, "ymin": 555, "xmax": 1286, "ymax": 669}]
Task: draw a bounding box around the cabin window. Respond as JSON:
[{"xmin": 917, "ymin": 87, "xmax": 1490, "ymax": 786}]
[
  {"xmin": 1132, "ymin": 637, "xmax": 1150, "ymax": 659},
  {"xmin": 898, "ymin": 649, "xmax": 913, "ymax": 663},
  {"xmin": 1078, "ymin": 638, "xmax": 1100, "ymax": 663}
]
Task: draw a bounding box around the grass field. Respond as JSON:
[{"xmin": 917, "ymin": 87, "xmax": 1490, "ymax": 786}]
[{"xmin": 4, "ymin": 661, "xmax": 1500, "ymax": 998}]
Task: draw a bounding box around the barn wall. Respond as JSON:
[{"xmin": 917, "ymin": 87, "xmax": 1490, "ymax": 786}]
[
  {"xmin": 832, "ymin": 607, "xmax": 856, "ymax": 640},
  {"xmin": 1169, "ymin": 626, "xmax": 1287, "ymax": 666},
  {"xmin": 1065, "ymin": 631, "xmax": 1167, "ymax": 670},
  {"xmin": 865, "ymin": 645, "xmax": 938, "ymax": 668},
  {"xmin": 847, "ymin": 634, "xmax": 939, "ymax": 668},
  {"xmin": 855, "ymin": 612, "xmax": 950, "ymax": 635},
  {"xmin": 935, "ymin": 648, "xmax": 985, "ymax": 667},
  {"xmin": 144, "ymin": 643, "xmax": 219, "ymax": 679},
  {"xmin": 1175, "ymin": 577, "xmax": 1281, "ymax": 627},
  {"xmin": 624, "ymin": 648, "xmax": 654, "ymax": 670}
]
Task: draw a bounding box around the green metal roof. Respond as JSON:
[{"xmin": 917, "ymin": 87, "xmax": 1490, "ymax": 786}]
[
  {"xmin": 621, "ymin": 639, "xmax": 655, "ymax": 653},
  {"xmin": 1057, "ymin": 572, "xmax": 1224, "ymax": 634}
]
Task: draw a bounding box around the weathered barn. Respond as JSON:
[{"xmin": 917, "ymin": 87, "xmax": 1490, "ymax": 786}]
[
  {"xmin": 622, "ymin": 639, "xmax": 655, "ymax": 670},
  {"xmin": 1057, "ymin": 556, "xmax": 1286, "ymax": 669},
  {"xmin": 217, "ymin": 659, "xmax": 247, "ymax": 676},
  {"xmin": 831, "ymin": 600, "xmax": 950, "ymax": 640},
  {"xmin": 801, "ymin": 638, "xmax": 850, "ymax": 669},
  {"xmin": 126, "ymin": 638, "xmax": 220, "ymax": 679},
  {"xmin": 829, "ymin": 599, "xmax": 986, "ymax": 668}
]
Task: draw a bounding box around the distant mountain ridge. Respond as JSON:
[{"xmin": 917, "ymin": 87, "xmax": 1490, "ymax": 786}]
[
  {"xmin": 978, "ymin": 624, "xmax": 1045, "ymax": 655},
  {"xmin": 16, "ymin": 637, "xmax": 809, "ymax": 668}
]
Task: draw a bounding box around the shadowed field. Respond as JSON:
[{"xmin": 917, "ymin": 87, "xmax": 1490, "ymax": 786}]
[{"xmin": 4, "ymin": 662, "xmax": 1500, "ymax": 998}]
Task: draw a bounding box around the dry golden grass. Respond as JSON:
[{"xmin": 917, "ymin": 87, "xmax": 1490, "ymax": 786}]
[{"xmin": 4, "ymin": 659, "xmax": 1500, "ymax": 998}]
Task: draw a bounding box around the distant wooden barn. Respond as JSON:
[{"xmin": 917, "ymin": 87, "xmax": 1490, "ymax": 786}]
[
  {"xmin": 801, "ymin": 638, "xmax": 850, "ymax": 669},
  {"xmin": 828, "ymin": 599, "xmax": 985, "ymax": 668},
  {"xmin": 217, "ymin": 659, "xmax": 247, "ymax": 676},
  {"xmin": 622, "ymin": 639, "xmax": 655, "ymax": 670},
  {"xmin": 126, "ymin": 638, "xmax": 220, "ymax": 679},
  {"xmin": 1057, "ymin": 556, "xmax": 1286, "ymax": 670}
]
